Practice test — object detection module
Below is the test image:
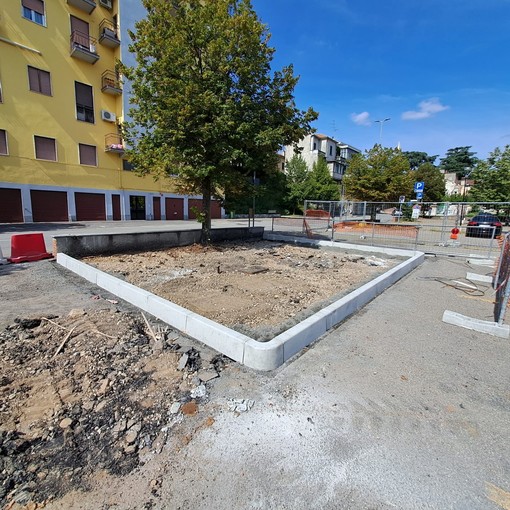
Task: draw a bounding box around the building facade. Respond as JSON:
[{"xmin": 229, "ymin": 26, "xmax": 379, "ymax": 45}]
[
  {"xmin": 0, "ymin": 0, "xmax": 221, "ymax": 223},
  {"xmin": 284, "ymin": 134, "xmax": 360, "ymax": 182}
]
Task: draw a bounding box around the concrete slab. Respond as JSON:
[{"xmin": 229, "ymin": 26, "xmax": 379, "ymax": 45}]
[
  {"xmin": 442, "ymin": 309, "xmax": 510, "ymax": 338},
  {"xmin": 466, "ymin": 272, "xmax": 493, "ymax": 284}
]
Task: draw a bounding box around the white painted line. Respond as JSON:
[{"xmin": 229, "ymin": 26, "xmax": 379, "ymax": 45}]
[
  {"xmin": 466, "ymin": 272, "xmax": 493, "ymax": 284},
  {"xmin": 442, "ymin": 310, "xmax": 510, "ymax": 339}
]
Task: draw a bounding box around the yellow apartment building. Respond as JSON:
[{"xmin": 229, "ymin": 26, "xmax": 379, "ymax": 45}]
[{"xmin": 0, "ymin": 0, "xmax": 221, "ymax": 222}]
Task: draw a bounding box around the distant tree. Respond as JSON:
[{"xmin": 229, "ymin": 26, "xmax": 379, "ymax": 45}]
[
  {"xmin": 303, "ymin": 156, "xmax": 340, "ymax": 202},
  {"xmin": 469, "ymin": 146, "xmax": 510, "ymax": 202},
  {"xmin": 440, "ymin": 146, "xmax": 479, "ymax": 179},
  {"xmin": 285, "ymin": 154, "xmax": 309, "ymax": 214},
  {"xmin": 120, "ymin": 0, "xmax": 317, "ymax": 243},
  {"xmin": 414, "ymin": 163, "xmax": 446, "ymax": 202},
  {"xmin": 402, "ymin": 151, "xmax": 438, "ymax": 170},
  {"xmin": 343, "ymin": 145, "xmax": 413, "ymax": 219}
]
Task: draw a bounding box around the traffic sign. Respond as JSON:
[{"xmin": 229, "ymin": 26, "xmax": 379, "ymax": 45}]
[
  {"xmin": 399, "ymin": 195, "xmax": 405, "ymax": 203},
  {"xmin": 416, "ymin": 191, "xmax": 423, "ymax": 200},
  {"xmin": 414, "ymin": 181, "xmax": 425, "ymax": 193}
]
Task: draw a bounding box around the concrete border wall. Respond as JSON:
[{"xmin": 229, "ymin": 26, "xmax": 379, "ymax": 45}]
[
  {"xmin": 56, "ymin": 234, "xmax": 424, "ymax": 371},
  {"xmin": 53, "ymin": 227, "xmax": 264, "ymax": 257}
]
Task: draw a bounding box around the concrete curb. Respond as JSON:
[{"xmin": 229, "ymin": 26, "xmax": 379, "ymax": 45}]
[
  {"xmin": 0, "ymin": 245, "xmax": 8, "ymax": 265},
  {"xmin": 57, "ymin": 241, "xmax": 424, "ymax": 371},
  {"xmin": 442, "ymin": 309, "xmax": 510, "ymax": 339}
]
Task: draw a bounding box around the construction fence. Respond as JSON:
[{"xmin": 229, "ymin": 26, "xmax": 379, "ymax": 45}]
[{"xmin": 270, "ymin": 200, "xmax": 510, "ymax": 259}]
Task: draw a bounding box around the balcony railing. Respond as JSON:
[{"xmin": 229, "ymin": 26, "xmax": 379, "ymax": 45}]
[
  {"xmin": 105, "ymin": 133, "xmax": 124, "ymax": 153},
  {"xmin": 70, "ymin": 31, "xmax": 100, "ymax": 64},
  {"xmin": 67, "ymin": 0, "xmax": 96, "ymax": 14},
  {"xmin": 99, "ymin": 19, "xmax": 120, "ymax": 48},
  {"xmin": 101, "ymin": 70, "xmax": 122, "ymax": 95}
]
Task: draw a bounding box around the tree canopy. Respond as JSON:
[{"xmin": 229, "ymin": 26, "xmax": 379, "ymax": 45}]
[
  {"xmin": 285, "ymin": 154, "xmax": 309, "ymax": 213},
  {"xmin": 303, "ymin": 157, "xmax": 340, "ymax": 202},
  {"xmin": 343, "ymin": 145, "xmax": 413, "ymax": 203},
  {"xmin": 440, "ymin": 146, "xmax": 478, "ymax": 179},
  {"xmin": 121, "ymin": 0, "xmax": 317, "ymax": 242},
  {"xmin": 402, "ymin": 151, "xmax": 438, "ymax": 170},
  {"xmin": 469, "ymin": 145, "xmax": 510, "ymax": 202}
]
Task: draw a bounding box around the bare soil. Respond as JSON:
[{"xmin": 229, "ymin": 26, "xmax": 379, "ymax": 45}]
[{"xmin": 82, "ymin": 240, "xmax": 397, "ymax": 340}]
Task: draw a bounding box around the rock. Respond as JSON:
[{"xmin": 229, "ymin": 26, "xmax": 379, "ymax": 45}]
[
  {"xmin": 59, "ymin": 417, "xmax": 73, "ymax": 429},
  {"xmin": 95, "ymin": 400, "xmax": 107, "ymax": 412},
  {"xmin": 98, "ymin": 378, "xmax": 109, "ymax": 395},
  {"xmin": 124, "ymin": 444, "xmax": 137, "ymax": 454},
  {"xmin": 177, "ymin": 353, "xmax": 189, "ymax": 371},
  {"xmin": 125, "ymin": 430, "xmax": 138, "ymax": 444},
  {"xmin": 198, "ymin": 370, "xmax": 219, "ymax": 382},
  {"xmin": 169, "ymin": 402, "xmax": 181, "ymax": 414},
  {"xmin": 68, "ymin": 309, "xmax": 86, "ymax": 318},
  {"xmin": 190, "ymin": 384, "xmax": 207, "ymax": 398},
  {"xmin": 153, "ymin": 339, "xmax": 164, "ymax": 354}
]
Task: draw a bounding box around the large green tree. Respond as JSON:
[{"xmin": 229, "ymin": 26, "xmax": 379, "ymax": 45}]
[
  {"xmin": 402, "ymin": 151, "xmax": 438, "ymax": 170},
  {"xmin": 343, "ymin": 145, "xmax": 413, "ymax": 214},
  {"xmin": 440, "ymin": 146, "xmax": 479, "ymax": 179},
  {"xmin": 303, "ymin": 157, "xmax": 340, "ymax": 202},
  {"xmin": 469, "ymin": 145, "xmax": 510, "ymax": 202},
  {"xmin": 285, "ymin": 154, "xmax": 309, "ymax": 214},
  {"xmin": 121, "ymin": 0, "xmax": 317, "ymax": 242},
  {"xmin": 414, "ymin": 162, "xmax": 446, "ymax": 202}
]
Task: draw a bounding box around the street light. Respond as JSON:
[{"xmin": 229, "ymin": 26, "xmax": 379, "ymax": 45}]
[{"xmin": 374, "ymin": 118, "xmax": 391, "ymax": 144}]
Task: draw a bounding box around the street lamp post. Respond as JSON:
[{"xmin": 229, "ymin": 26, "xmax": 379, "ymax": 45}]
[{"xmin": 374, "ymin": 118, "xmax": 391, "ymax": 144}]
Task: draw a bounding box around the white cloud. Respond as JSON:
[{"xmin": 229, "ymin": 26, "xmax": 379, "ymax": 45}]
[
  {"xmin": 401, "ymin": 98, "xmax": 450, "ymax": 120},
  {"xmin": 351, "ymin": 111, "xmax": 371, "ymax": 126}
]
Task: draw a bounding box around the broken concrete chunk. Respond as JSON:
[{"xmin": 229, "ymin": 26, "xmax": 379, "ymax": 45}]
[
  {"xmin": 198, "ymin": 370, "xmax": 219, "ymax": 382},
  {"xmin": 190, "ymin": 384, "xmax": 207, "ymax": 399},
  {"xmin": 227, "ymin": 398, "xmax": 255, "ymax": 413},
  {"xmin": 177, "ymin": 353, "xmax": 189, "ymax": 371},
  {"xmin": 169, "ymin": 402, "xmax": 181, "ymax": 414}
]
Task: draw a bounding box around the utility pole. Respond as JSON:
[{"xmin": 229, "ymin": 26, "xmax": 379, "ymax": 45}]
[{"xmin": 374, "ymin": 118, "xmax": 391, "ymax": 144}]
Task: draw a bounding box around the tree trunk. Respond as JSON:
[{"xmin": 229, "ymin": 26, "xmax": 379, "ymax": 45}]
[{"xmin": 200, "ymin": 177, "xmax": 212, "ymax": 245}]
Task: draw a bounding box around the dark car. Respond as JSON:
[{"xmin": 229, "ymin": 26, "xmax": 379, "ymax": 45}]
[{"xmin": 465, "ymin": 214, "xmax": 503, "ymax": 238}]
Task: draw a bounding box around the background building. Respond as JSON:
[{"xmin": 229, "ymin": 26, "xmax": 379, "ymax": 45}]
[
  {"xmin": 284, "ymin": 134, "xmax": 360, "ymax": 182},
  {"xmin": 0, "ymin": 0, "xmax": 221, "ymax": 222}
]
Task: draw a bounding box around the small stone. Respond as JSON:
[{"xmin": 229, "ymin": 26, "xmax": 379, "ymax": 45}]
[
  {"xmin": 59, "ymin": 417, "xmax": 73, "ymax": 429},
  {"xmin": 95, "ymin": 400, "xmax": 107, "ymax": 412},
  {"xmin": 68, "ymin": 309, "xmax": 86, "ymax": 318},
  {"xmin": 125, "ymin": 430, "xmax": 138, "ymax": 444},
  {"xmin": 177, "ymin": 353, "xmax": 189, "ymax": 371},
  {"xmin": 198, "ymin": 370, "xmax": 219, "ymax": 382},
  {"xmin": 124, "ymin": 444, "xmax": 137, "ymax": 454},
  {"xmin": 169, "ymin": 402, "xmax": 181, "ymax": 414},
  {"xmin": 190, "ymin": 384, "xmax": 207, "ymax": 398},
  {"xmin": 149, "ymin": 479, "xmax": 161, "ymax": 489},
  {"xmin": 98, "ymin": 379, "xmax": 109, "ymax": 395},
  {"xmin": 82, "ymin": 400, "xmax": 94, "ymax": 411}
]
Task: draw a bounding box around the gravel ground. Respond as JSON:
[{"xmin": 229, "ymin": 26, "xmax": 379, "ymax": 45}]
[{"xmin": 1, "ymin": 254, "xmax": 509, "ymax": 509}]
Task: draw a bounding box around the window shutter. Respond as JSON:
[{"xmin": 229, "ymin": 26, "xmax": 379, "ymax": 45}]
[
  {"xmin": 22, "ymin": 0, "xmax": 45, "ymax": 15},
  {"xmin": 70, "ymin": 15, "xmax": 89, "ymax": 36},
  {"xmin": 40, "ymin": 70, "xmax": 51, "ymax": 95},
  {"xmin": 0, "ymin": 130, "xmax": 7, "ymax": 155},
  {"xmin": 79, "ymin": 144, "xmax": 97, "ymax": 165},
  {"xmin": 75, "ymin": 82, "xmax": 93, "ymax": 108},
  {"xmin": 28, "ymin": 66, "xmax": 38, "ymax": 91},
  {"xmin": 35, "ymin": 136, "xmax": 56, "ymax": 161}
]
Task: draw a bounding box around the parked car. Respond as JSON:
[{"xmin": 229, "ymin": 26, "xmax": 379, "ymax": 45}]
[{"xmin": 465, "ymin": 214, "xmax": 503, "ymax": 238}]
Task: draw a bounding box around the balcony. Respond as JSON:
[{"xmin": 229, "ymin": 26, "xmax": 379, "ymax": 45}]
[
  {"xmin": 99, "ymin": 19, "xmax": 120, "ymax": 48},
  {"xmin": 70, "ymin": 31, "xmax": 100, "ymax": 64},
  {"xmin": 101, "ymin": 70, "xmax": 122, "ymax": 95},
  {"xmin": 67, "ymin": 0, "xmax": 96, "ymax": 14},
  {"xmin": 105, "ymin": 133, "xmax": 124, "ymax": 154}
]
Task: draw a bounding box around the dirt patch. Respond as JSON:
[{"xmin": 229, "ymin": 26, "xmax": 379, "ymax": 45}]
[
  {"xmin": 0, "ymin": 308, "xmax": 229, "ymax": 508},
  {"xmin": 82, "ymin": 240, "xmax": 398, "ymax": 340}
]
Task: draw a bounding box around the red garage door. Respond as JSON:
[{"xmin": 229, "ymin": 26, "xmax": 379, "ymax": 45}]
[
  {"xmin": 112, "ymin": 194, "xmax": 121, "ymax": 221},
  {"xmin": 75, "ymin": 192, "xmax": 106, "ymax": 221},
  {"xmin": 31, "ymin": 190, "xmax": 68, "ymax": 222},
  {"xmin": 0, "ymin": 188, "xmax": 23, "ymax": 223},
  {"xmin": 188, "ymin": 199, "xmax": 221, "ymax": 219},
  {"xmin": 153, "ymin": 197, "xmax": 161, "ymax": 220},
  {"xmin": 165, "ymin": 198, "xmax": 184, "ymax": 220}
]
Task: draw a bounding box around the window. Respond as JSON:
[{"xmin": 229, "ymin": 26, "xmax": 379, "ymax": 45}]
[
  {"xmin": 75, "ymin": 82, "xmax": 94, "ymax": 123},
  {"xmin": 79, "ymin": 143, "xmax": 97, "ymax": 166},
  {"xmin": 22, "ymin": 0, "xmax": 45, "ymax": 26},
  {"xmin": 329, "ymin": 145, "xmax": 333, "ymax": 156},
  {"xmin": 34, "ymin": 135, "xmax": 56, "ymax": 161},
  {"xmin": 28, "ymin": 66, "xmax": 51, "ymax": 96},
  {"xmin": 313, "ymin": 142, "xmax": 317, "ymax": 151},
  {"xmin": 0, "ymin": 130, "xmax": 8, "ymax": 155}
]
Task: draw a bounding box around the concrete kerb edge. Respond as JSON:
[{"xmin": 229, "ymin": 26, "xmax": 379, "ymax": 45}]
[
  {"xmin": 442, "ymin": 309, "xmax": 510, "ymax": 339},
  {"xmin": 57, "ymin": 245, "xmax": 424, "ymax": 372}
]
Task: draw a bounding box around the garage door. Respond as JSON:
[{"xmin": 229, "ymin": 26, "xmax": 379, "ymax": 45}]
[
  {"xmin": 153, "ymin": 197, "xmax": 161, "ymax": 220},
  {"xmin": 0, "ymin": 188, "xmax": 23, "ymax": 223},
  {"xmin": 112, "ymin": 194, "xmax": 121, "ymax": 221},
  {"xmin": 188, "ymin": 199, "xmax": 221, "ymax": 220},
  {"xmin": 165, "ymin": 198, "xmax": 184, "ymax": 220},
  {"xmin": 31, "ymin": 190, "xmax": 68, "ymax": 222},
  {"xmin": 75, "ymin": 192, "xmax": 106, "ymax": 221}
]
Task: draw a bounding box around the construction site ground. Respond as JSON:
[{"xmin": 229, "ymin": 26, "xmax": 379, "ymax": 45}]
[{"xmin": 0, "ymin": 222, "xmax": 509, "ymax": 510}]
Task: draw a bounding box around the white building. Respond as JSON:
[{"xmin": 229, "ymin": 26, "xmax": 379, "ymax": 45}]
[{"xmin": 284, "ymin": 134, "xmax": 360, "ymax": 182}]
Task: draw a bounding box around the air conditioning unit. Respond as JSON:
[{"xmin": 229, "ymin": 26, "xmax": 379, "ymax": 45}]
[
  {"xmin": 99, "ymin": 0, "xmax": 112, "ymax": 8},
  {"xmin": 101, "ymin": 110, "xmax": 116, "ymax": 122}
]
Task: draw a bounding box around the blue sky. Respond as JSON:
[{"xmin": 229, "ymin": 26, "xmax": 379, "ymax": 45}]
[{"xmin": 252, "ymin": 0, "xmax": 510, "ymax": 160}]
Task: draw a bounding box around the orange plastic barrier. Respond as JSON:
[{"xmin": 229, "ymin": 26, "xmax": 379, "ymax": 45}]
[{"xmin": 8, "ymin": 233, "xmax": 53, "ymax": 263}]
